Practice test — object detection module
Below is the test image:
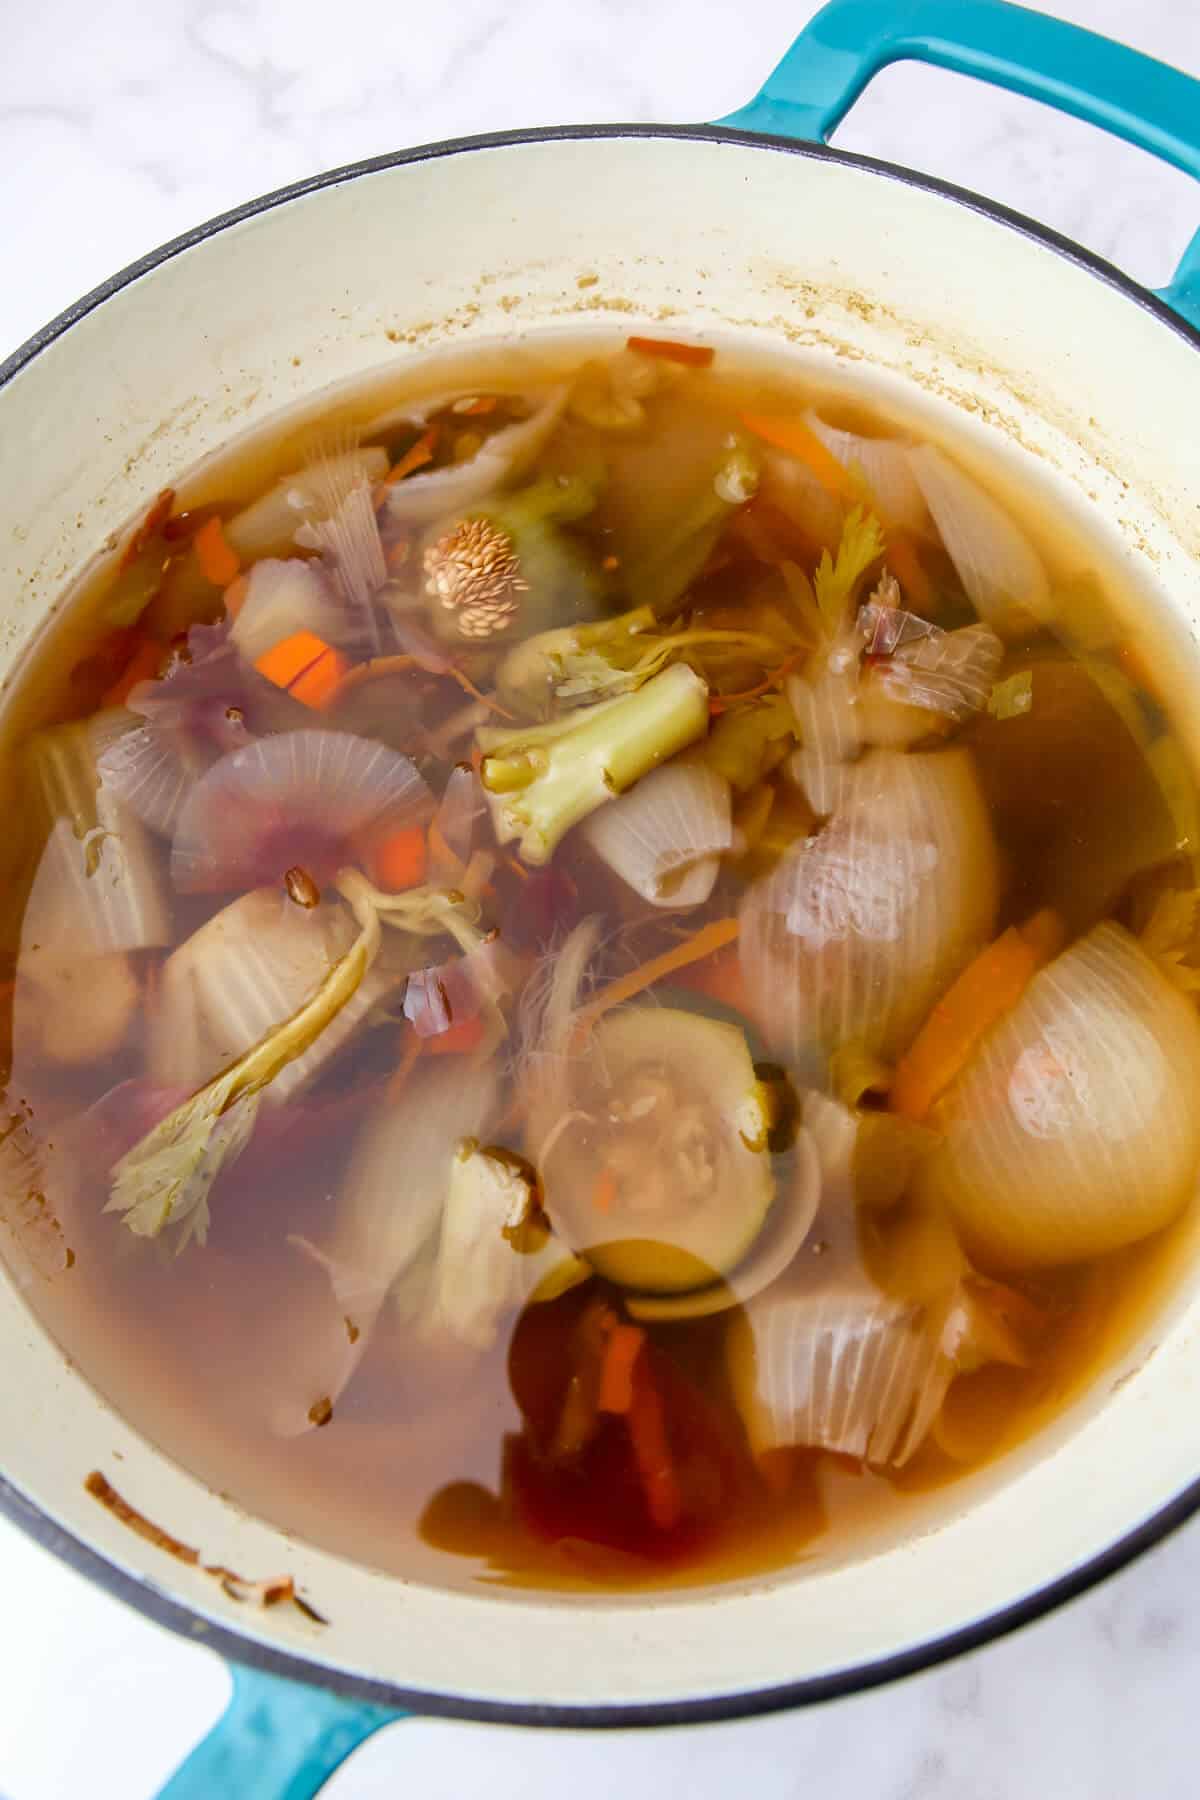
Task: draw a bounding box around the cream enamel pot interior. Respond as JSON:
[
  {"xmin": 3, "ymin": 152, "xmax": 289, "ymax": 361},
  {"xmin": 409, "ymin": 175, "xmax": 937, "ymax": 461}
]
[{"xmin": 3, "ymin": 0, "xmax": 1200, "ymax": 1789}]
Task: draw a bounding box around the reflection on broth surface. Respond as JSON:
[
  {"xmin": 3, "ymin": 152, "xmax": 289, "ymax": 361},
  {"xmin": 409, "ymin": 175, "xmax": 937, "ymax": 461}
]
[{"xmin": 3, "ymin": 333, "xmax": 1200, "ymax": 1593}]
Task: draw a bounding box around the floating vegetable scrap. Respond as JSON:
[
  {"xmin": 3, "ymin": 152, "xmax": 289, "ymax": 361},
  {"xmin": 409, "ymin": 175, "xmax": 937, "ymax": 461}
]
[{"xmin": 6, "ymin": 335, "xmax": 1199, "ymax": 1595}]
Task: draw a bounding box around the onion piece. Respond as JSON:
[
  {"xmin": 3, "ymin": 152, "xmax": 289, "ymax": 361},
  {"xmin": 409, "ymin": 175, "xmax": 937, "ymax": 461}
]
[
  {"xmin": 229, "ymin": 558, "xmax": 342, "ymax": 664},
  {"xmin": 727, "ymin": 1279, "xmax": 946, "ymax": 1466},
  {"xmin": 786, "ymin": 652, "xmax": 860, "ymax": 817},
  {"xmin": 99, "ymin": 629, "xmax": 304, "ymax": 837},
  {"xmin": 422, "ymin": 1143, "xmax": 589, "ymax": 1351},
  {"xmin": 907, "ymin": 445, "xmax": 1052, "ymax": 639},
  {"xmin": 402, "ymin": 932, "xmax": 512, "ymax": 1040},
  {"xmin": 429, "ymin": 762, "xmax": 486, "ymax": 880},
  {"xmin": 377, "ymin": 388, "xmax": 567, "ymax": 525},
  {"xmin": 270, "ymin": 1060, "xmax": 500, "ymax": 1431},
  {"xmin": 224, "ymin": 447, "xmax": 388, "ymax": 563},
  {"xmin": 741, "ymin": 748, "xmax": 999, "ymax": 1081},
  {"xmin": 170, "ymin": 728, "xmax": 430, "ymax": 892},
  {"xmin": 21, "ymin": 716, "xmax": 171, "ymax": 956},
  {"xmin": 858, "ymin": 621, "xmax": 1004, "ymax": 749},
  {"xmin": 804, "ymin": 411, "xmax": 929, "ymax": 532},
  {"xmin": 581, "ymin": 762, "xmax": 733, "ymax": 908},
  {"xmin": 294, "ymin": 454, "xmax": 388, "ymax": 654},
  {"xmin": 148, "ymin": 888, "xmax": 406, "ymax": 1105},
  {"xmin": 920, "ymin": 922, "xmax": 1200, "ymax": 1268}
]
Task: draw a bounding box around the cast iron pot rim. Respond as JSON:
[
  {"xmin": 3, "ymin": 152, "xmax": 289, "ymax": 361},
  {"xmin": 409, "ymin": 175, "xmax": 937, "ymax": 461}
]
[{"xmin": 2, "ymin": 119, "xmax": 1198, "ymax": 1731}]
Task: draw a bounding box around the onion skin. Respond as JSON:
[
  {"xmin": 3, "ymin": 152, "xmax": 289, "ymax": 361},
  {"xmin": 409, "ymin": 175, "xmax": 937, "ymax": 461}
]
[
  {"xmin": 920, "ymin": 923, "xmax": 1200, "ymax": 1269},
  {"xmin": 740, "ymin": 748, "xmax": 999, "ymax": 1081}
]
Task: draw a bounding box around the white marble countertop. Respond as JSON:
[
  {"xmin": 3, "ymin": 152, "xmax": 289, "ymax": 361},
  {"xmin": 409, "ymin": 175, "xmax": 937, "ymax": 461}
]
[{"xmin": 2, "ymin": 1, "xmax": 1200, "ymax": 1795}]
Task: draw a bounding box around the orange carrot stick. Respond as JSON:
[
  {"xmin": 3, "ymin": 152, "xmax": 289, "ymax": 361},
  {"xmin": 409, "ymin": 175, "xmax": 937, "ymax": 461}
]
[
  {"xmin": 741, "ymin": 412, "xmax": 859, "ymax": 503},
  {"xmin": 627, "ymin": 1355, "xmax": 682, "ymax": 1530},
  {"xmin": 194, "ymin": 516, "xmax": 241, "ymax": 587},
  {"xmin": 372, "ymin": 826, "xmax": 427, "ymax": 892},
  {"xmin": 592, "ymin": 1167, "xmax": 618, "ymax": 1215},
  {"xmin": 598, "ymin": 1323, "xmax": 645, "ymax": 1415},
  {"xmin": 891, "ymin": 909, "xmax": 1064, "ymax": 1122},
  {"xmin": 255, "ymin": 630, "xmax": 348, "ymax": 710},
  {"xmin": 572, "ymin": 918, "xmax": 740, "ymax": 1041},
  {"xmin": 381, "ymin": 428, "xmax": 438, "ymax": 488},
  {"xmin": 626, "ymin": 336, "xmax": 714, "ymax": 367}
]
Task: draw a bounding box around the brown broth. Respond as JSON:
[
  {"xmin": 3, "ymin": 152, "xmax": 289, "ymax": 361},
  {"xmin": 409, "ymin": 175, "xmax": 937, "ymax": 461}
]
[{"xmin": 2, "ymin": 334, "xmax": 1199, "ymax": 1595}]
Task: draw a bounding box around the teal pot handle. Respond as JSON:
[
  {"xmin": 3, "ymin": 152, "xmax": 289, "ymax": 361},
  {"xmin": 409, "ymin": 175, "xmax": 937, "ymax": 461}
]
[
  {"xmin": 155, "ymin": 1665, "xmax": 402, "ymax": 1800},
  {"xmin": 721, "ymin": 0, "xmax": 1200, "ymax": 330}
]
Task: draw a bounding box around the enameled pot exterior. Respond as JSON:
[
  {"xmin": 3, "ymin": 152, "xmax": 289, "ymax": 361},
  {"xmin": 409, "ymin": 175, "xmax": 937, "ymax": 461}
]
[{"xmin": 2, "ymin": 0, "xmax": 1200, "ymax": 1776}]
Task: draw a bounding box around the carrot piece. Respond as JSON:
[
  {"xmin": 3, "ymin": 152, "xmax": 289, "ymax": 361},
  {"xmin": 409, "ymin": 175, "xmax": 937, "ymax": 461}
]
[
  {"xmin": 382, "ymin": 428, "xmax": 438, "ymax": 488},
  {"xmin": 626, "ymin": 1354, "xmax": 682, "ymax": 1530},
  {"xmin": 372, "ymin": 826, "xmax": 427, "ymax": 892},
  {"xmin": 891, "ymin": 910, "xmax": 1063, "ymax": 1122},
  {"xmin": 885, "ymin": 529, "xmax": 934, "ymax": 610},
  {"xmin": 119, "ymin": 488, "xmax": 175, "ymax": 570},
  {"xmin": 425, "ymin": 1015, "xmax": 486, "ymax": 1056},
  {"xmin": 223, "ymin": 572, "xmax": 250, "ymax": 619},
  {"xmin": 626, "ymin": 335, "xmax": 715, "ymax": 368},
  {"xmin": 673, "ymin": 945, "xmax": 753, "ymax": 1018},
  {"xmin": 598, "ymin": 1324, "xmax": 645, "ymax": 1415},
  {"xmin": 572, "ymin": 918, "xmax": 740, "ymax": 1042},
  {"xmin": 194, "ymin": 516, "xmax": 241, "ymax": 587},
  {"xmin": 255, "ymin": 630, "xmax": 349, "ymax": 710},
  {"xmin": 592, "ymin": 1167, "xmax": 618, "ymax": 1215},
  {"xmin": 458, "ymin": 396, "xmax": 498, "ymax": 416},
  {"xmin": 740, "ymin": 412, "xmax": 860, "ymax": 503},
  {"xmin": 101, "ymin": 637, "xmax": 162, "ymax": 708}
]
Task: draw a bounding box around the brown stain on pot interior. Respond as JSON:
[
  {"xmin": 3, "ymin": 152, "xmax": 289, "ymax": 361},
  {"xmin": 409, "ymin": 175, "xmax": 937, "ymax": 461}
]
[{"xmin": 85, "ymin": 1469, "xmax": 327, "ymax": 1623}]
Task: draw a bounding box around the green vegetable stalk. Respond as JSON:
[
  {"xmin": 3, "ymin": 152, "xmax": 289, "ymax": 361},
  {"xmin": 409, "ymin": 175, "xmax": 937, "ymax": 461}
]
[
  {"xmin": 624, "ymin": 438, "xmax": 760, "ymax": 612},
  {"xmin": 478, "ymin": 662, "xmax": 711, "ymax": 865}
]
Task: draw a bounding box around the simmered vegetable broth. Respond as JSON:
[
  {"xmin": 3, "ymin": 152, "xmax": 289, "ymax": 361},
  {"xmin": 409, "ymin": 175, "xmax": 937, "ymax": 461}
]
[{"xmin": 4, "ymin": 334, "xmax": 1200, "ymax": 1592}]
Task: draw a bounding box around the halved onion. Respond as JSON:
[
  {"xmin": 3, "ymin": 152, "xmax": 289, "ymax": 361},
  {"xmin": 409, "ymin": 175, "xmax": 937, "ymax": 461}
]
[
  {"xmin": 920, "ymin": 922, "xmax": 1200, "ymax": 1268},
  {"xmin": 378, "ymin": 388, "xmax": 567, "ymax": 526},
  {"xmin": 148, "ymin": 887, "xmax": 406, "ymax": 1104},
  {"xmin": 805, "ymin": 411, "xmax": 929, "ymax": 532},
  {"xmin": 907, "ymin": 445, "xmax": 1051, "ymax": 639},
  {"xmin": 170, "ymin": 728, "xmax": 430, "ymax": 892},
  {"xmin": 581, "ymin": 762, "xmax": 733, "ymax": 908},
  {"xmin": 741, "ymin": 748, "xmax": 998, "ymax": 1081}
]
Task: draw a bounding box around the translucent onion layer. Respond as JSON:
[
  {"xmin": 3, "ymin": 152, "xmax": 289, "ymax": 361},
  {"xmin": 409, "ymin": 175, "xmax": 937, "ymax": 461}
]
[
  {"xmin": 740, "ymin": 748, "xmax": 999, "ymax": 1081},
  {"xmin": 920, "ymin": 922, "xmax": 1200, "ymax": 1268},
  {"xmin": 581, "ymin": 761, "xmax": 733, "ymax": 908},
  {"xmin": 171, "ymin": 728, "xmax": 430, "ymax": 892}
]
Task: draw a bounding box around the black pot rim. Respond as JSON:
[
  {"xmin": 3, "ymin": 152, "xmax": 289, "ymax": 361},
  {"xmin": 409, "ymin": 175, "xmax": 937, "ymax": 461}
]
[{"xmin": 2, "ymin": 118, "xmax": 1199, "ymax": 1734}]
